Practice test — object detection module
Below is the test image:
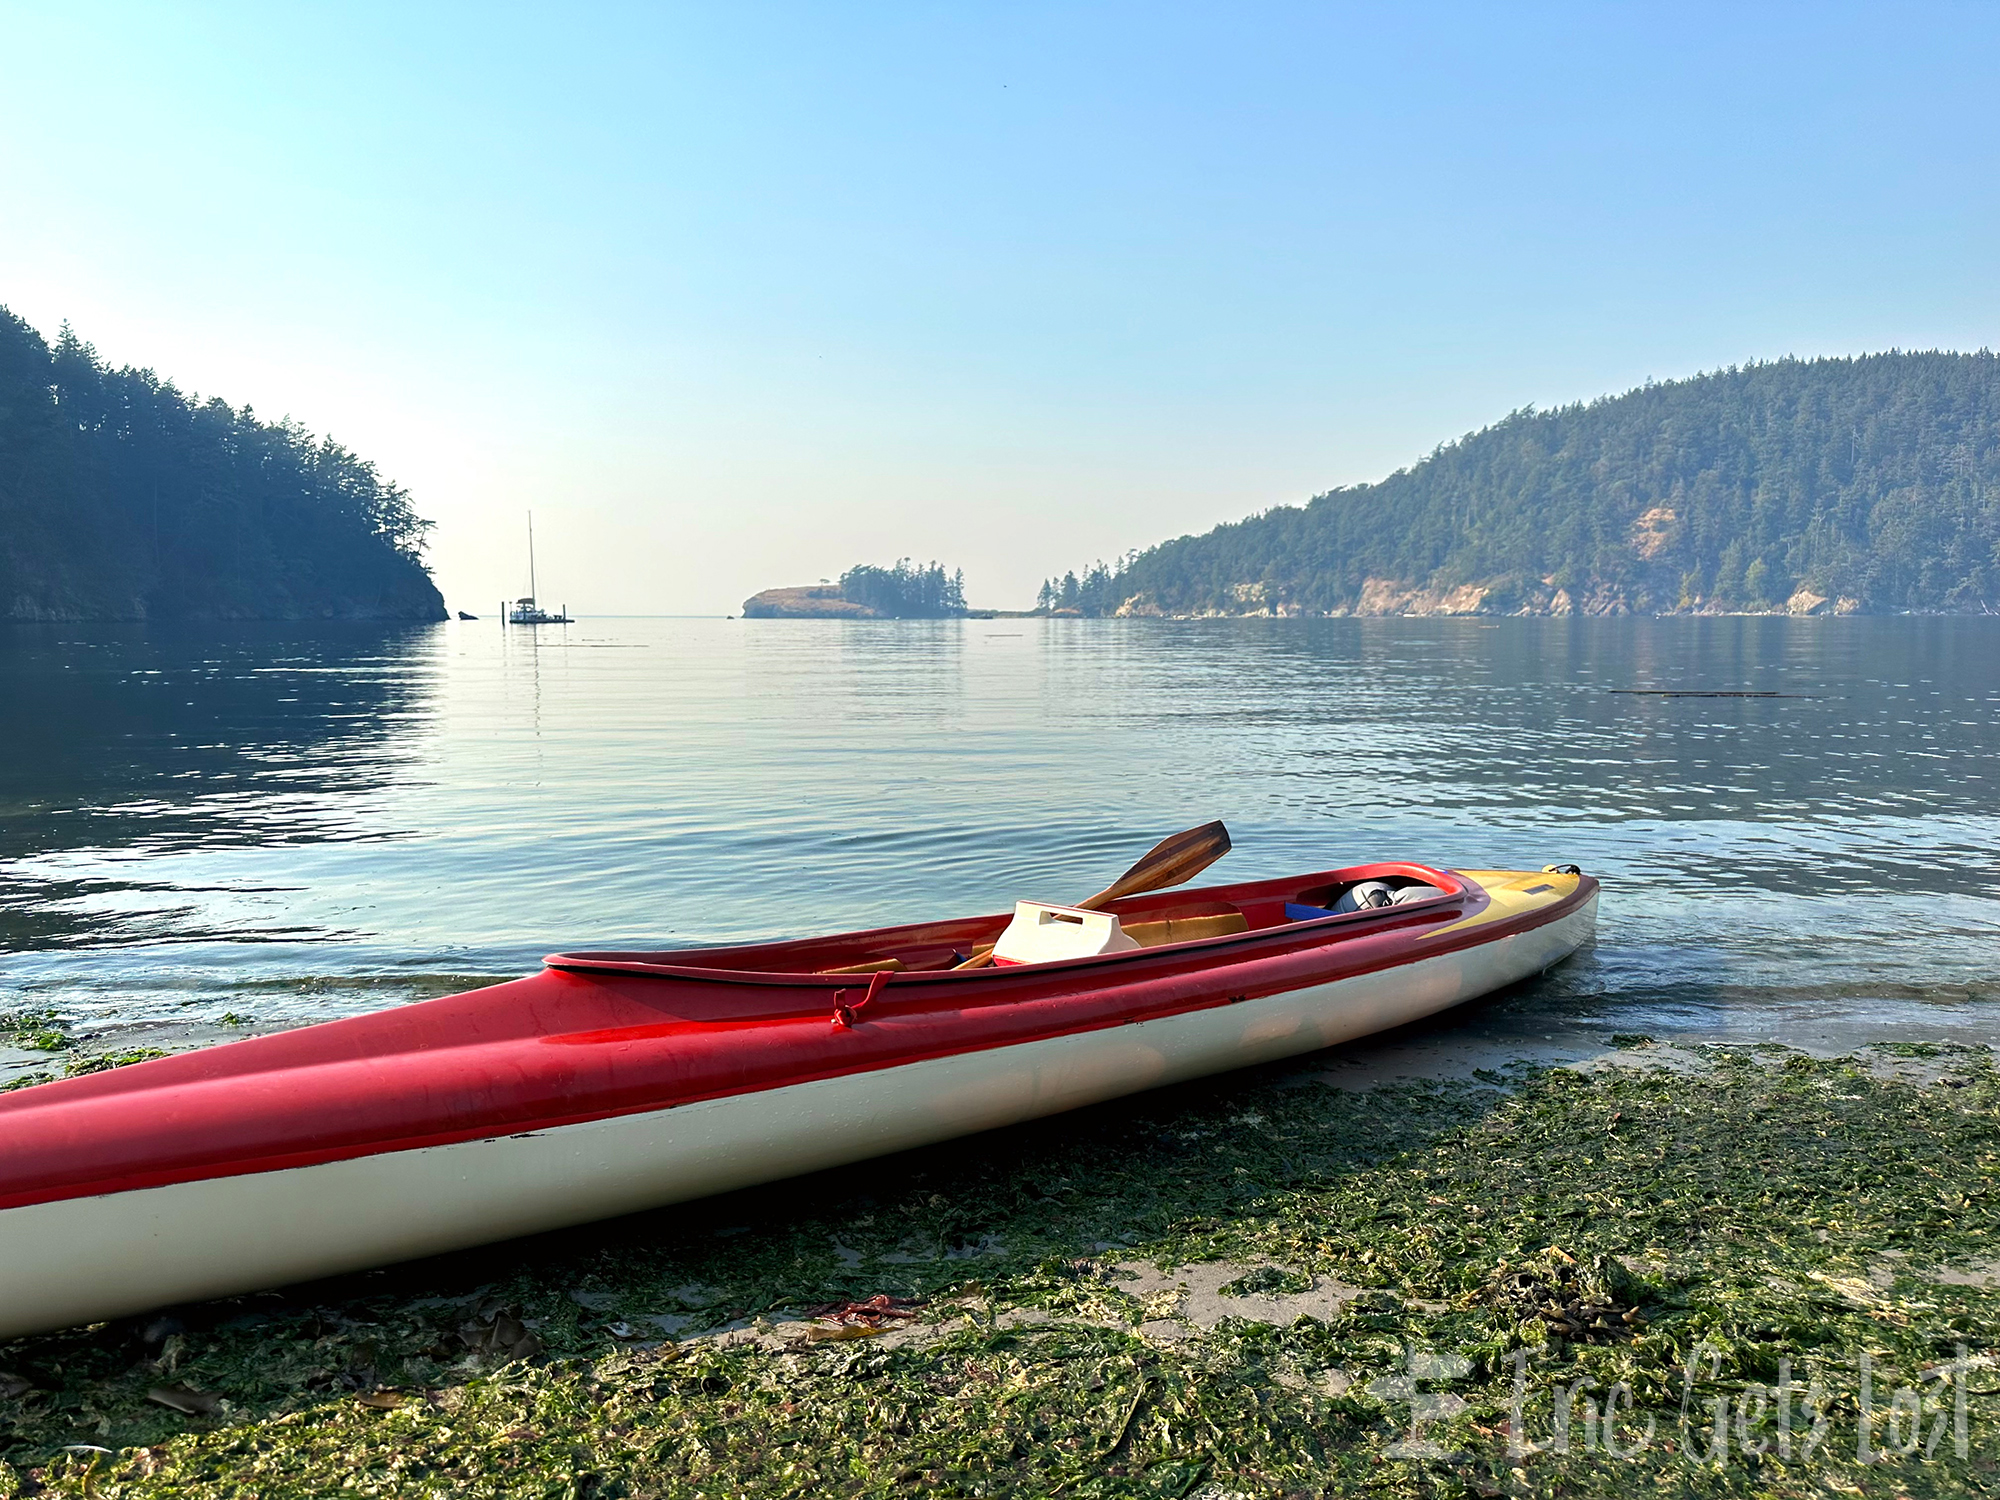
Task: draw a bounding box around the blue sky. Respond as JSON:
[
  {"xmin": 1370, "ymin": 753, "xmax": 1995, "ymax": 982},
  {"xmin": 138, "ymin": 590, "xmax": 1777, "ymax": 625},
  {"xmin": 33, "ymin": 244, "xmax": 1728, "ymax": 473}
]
[{"xmin": 2, "ymin": 2, "xmax": 1996, "ymax": 612}]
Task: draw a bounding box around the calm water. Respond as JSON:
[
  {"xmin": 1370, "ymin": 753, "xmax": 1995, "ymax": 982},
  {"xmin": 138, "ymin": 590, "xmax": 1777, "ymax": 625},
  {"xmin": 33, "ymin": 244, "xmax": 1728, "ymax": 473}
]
[{"xmin": 2, "ymin": 616, "xmax": 1996, "ymax": 1074}]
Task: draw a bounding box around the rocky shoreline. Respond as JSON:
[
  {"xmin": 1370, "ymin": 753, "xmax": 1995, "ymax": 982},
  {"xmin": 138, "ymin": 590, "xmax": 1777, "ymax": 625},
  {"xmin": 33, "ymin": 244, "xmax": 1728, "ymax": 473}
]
[
  {"xmin": 1101, "ymin": 579, "xmax": 1870, "ymax": 620},
  {"xmin": 739, "ymin": 585, "xmax": 882, "ymax": 618}
]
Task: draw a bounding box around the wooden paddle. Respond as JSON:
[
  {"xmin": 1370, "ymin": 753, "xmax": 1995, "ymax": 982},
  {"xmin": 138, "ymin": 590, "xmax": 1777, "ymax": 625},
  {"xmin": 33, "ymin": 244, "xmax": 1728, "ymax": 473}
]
[{"xmin": 952, "ymin": 820, "xmax": 1232, "ymax": 969}]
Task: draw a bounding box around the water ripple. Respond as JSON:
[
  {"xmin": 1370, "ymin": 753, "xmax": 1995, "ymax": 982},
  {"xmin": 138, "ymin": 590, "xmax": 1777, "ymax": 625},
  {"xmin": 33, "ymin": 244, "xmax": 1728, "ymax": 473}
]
[{"xmin": 1, "ymin": 616, "xmax": 1995, "ymax": 1048}]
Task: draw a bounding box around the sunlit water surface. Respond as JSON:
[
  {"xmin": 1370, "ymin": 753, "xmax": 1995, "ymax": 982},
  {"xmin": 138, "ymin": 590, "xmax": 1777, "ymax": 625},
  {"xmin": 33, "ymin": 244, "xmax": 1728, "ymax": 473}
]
[{"xmin": 2, "ymin": 616, "xmax": 1995, "ymax": 1075}]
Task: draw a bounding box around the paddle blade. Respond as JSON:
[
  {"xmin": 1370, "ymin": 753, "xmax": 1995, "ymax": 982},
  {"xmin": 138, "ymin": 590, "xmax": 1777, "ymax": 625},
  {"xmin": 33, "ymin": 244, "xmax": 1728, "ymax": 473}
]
[{"xmin": 1078, "ymin": 820, "xmax": 1231, "ymax": 909}]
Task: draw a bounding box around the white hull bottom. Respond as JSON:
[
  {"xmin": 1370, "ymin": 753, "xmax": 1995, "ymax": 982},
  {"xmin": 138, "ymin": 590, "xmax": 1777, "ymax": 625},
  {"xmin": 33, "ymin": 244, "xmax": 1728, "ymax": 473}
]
[{"xmin": 0, "ymin": 897, "xmax": 1593, "ymax": 1339}]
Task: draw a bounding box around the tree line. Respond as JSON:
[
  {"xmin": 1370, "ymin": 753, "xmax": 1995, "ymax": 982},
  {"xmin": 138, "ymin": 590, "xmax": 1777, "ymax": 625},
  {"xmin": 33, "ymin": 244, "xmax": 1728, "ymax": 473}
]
[
  {"xmin": 839, "ymin": 559, "xmax": 967, "ymax": 617},
  {"xmin": 0, "ymin": 306, "xmax": 444, "ymax": 620}
]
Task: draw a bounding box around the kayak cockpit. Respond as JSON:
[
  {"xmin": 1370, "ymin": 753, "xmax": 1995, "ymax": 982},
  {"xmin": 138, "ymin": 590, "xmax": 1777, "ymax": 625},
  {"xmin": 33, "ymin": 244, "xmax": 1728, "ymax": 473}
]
[{"xmin": 545, "ymin": 863, "xmax": 1467, "ymax": 982}]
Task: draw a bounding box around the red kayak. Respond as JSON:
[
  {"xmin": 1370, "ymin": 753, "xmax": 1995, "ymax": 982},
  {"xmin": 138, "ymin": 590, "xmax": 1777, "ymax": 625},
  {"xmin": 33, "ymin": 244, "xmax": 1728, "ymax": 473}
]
[{"xmin": 0, "ymin": 860, "xmax": 1596, "ymax": 1338}]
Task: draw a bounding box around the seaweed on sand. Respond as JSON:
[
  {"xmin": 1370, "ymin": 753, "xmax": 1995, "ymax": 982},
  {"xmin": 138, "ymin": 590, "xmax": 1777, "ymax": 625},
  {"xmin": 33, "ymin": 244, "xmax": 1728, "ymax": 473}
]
[
  {"xmin": 4, "ymin": 1044, "xmax": 2000, "ymax": 1497},
  {"xmin": 0, "ymin": 1010, "xmax": 71, "ymax": 1054},
  {"xmin": 1, "ymin": 1049, "xmax": 170, "ymax": 1094}
]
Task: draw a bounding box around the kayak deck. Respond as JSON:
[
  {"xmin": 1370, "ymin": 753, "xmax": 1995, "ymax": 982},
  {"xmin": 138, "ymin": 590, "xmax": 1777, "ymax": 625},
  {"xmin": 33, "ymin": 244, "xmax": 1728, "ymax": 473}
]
[{"xmin": 547, "ymin": 860, "xmax": 1479, "ymax": 982}]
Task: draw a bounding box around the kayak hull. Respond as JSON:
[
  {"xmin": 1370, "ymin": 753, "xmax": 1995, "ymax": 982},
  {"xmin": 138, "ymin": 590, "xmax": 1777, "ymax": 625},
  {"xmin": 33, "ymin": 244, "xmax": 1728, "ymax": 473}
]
[{"xmin": 0, "ymin": 877, "xmax": 1593, "ymax": 1338}]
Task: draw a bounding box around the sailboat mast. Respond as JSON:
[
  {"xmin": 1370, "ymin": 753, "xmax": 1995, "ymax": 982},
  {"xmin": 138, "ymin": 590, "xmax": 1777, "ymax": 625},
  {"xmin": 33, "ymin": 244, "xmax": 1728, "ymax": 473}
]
[{"xmin": 528, "ymin": 511, "xmax": 537, "ymax": 601}]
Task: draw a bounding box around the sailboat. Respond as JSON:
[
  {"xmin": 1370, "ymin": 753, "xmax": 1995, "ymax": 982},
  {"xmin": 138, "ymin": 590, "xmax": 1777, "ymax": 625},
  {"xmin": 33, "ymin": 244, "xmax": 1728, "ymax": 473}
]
[{"xmin": 506, "ymin": 511, "xmax": 572, "ymax": 625}]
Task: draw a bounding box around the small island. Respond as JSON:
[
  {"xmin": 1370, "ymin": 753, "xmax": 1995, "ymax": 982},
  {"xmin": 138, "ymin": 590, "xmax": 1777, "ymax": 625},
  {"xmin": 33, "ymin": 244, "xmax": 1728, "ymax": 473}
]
[{"xmin": 743, "ymin": 560, "xmax": 969, "ymax": 618}]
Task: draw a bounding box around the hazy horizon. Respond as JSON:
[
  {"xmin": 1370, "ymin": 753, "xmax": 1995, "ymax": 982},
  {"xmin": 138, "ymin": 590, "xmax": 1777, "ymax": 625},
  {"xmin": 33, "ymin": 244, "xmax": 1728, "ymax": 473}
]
[{"xmin": 4, "ymin": 3, "xmax": 1996, "ymax": 615}]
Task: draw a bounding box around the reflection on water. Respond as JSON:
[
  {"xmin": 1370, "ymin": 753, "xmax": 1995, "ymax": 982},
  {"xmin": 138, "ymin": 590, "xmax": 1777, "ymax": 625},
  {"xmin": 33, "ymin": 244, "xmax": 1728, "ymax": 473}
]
[
  {"xmin": 0, "ymin": 625, "xmax": 439, "ymax": 948},
  {"xmin": 0, "ymin": 616, "xmax": 1995, "ymax": 1057}
]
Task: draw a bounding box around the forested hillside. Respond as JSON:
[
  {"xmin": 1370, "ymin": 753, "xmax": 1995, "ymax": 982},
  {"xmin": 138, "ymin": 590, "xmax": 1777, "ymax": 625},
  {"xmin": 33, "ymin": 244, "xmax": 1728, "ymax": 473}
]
[
  {"xmin": 1041, "ymin": 352, "xmax": 2000, "ymax": 617},
  {"xmin": 0, "ymin": 307, "xmax": 444, "ymax": 621}
]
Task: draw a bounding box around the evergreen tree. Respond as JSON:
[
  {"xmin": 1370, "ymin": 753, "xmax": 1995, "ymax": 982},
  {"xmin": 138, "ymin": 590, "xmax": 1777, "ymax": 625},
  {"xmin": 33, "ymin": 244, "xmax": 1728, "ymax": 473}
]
[{"xmin": 837, "ymin": 559, "xmax": 967, "ymax": 617}]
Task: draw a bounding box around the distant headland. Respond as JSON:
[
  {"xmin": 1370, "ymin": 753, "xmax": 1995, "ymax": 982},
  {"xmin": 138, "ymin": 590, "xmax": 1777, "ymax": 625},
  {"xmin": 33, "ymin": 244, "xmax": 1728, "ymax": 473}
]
[
  {"xmin": 0, "ymin": 306, "xmax": 445, "ymax": 623},
  {"xmin": 1037, "ymin": 352, "xmax": 2000, "ymax": 618}
]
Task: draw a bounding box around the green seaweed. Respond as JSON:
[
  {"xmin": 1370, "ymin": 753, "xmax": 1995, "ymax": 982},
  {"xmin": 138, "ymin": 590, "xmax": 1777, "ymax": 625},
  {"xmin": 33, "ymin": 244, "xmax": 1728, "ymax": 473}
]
[
  {"xmin": 0, "ymin": 1009, "xmax": 71, "ymax": 1053},
  {"xmin": 4, "ymin": 1044, "xmax": 2000, "ymax": 1497},
  {"xmin": 1, "ymin": 1049, "xmax": 171, "ymax": 1094}
]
